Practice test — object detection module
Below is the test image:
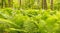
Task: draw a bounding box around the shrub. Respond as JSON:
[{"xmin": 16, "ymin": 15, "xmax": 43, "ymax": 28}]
[{"xmin": 0, "ymin": 8, "xmax": 60, "ymax": 33}]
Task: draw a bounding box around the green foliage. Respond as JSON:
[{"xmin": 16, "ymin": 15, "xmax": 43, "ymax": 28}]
[
  {"xmin": 0, "ymin": 0, "xmax": 60, "ymax": 33},
  {"xmin": 0, "ymin": 8, "xmax": 60, "ymax": 33}
]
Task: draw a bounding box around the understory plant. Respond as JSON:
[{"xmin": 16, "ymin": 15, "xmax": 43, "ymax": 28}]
[{"xmin": 0, "ymin": 8, "xmax": 60, "ymax": 33}]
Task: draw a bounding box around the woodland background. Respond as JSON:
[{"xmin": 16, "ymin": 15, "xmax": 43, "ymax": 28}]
[
  {"xmin": 0, "ymin": 0, "xmax": 60, "ymax": 33},
  {"xmin": 0, "ymin": 0, "xmax": 60, "ymax": 10}
]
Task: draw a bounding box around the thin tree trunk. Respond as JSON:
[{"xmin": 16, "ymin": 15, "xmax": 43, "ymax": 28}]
[
  {"xmin": 42, "ymin": 0, "xmax": 47, "ymax": 10},
  {"xmin": 19, "ymin": 0, "xmax": 21, "ymax": 9},
  {"xmin": 38, "ymin": 0, "xmax": 40, "ymax": 9},
  {"xmin": 0, "ymin": 0, "xmax": 2, "ymax": 8},
  {"xmin": 20, "ymin": 0, "xmax": 21, "ymax": 6},
  {"xmin": 8, "ymin": 0, "xmax": 11, "ymax": 7},
  {"xmin": 5, "ymin": 0, "xmax": 8, "ymax": 7},
  {"xmin": 1, "ymin": 0, "xmax": 3, "ymax": 8},
  {"xmin": 2, "ymin": 0, "xmax": 5, "ymax": 8},
  {"xmin": 50, "ymin": 0, "xmax": 53, "ymax": 10},
  {"xmin": 8, "ymin": 0, "xmax": 13, "ymax": 8}
]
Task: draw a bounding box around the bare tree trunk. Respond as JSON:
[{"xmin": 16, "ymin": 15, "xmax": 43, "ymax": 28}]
[
  {"xmin": 5, "ymin": 0, "xmax": 8, "ymax": 7},
  {"xmin": 20, "ymin": 0, "xmax": 21, "ymax": 6},
  {"xmin": 37, "ymin": 0, "xmax": 40, "ymax": 9},
  {"xmin": 1, "ymin": 0, "xmax": 3, "ymax": 8},
  {"xmin": 2, "ymin": 0, "xmax": 5, "ymax": 8},
  {"xmin": 42, "ymin": 0, "xmax": 47, "ymax": 10},
  {"xmin": 8, "ymin": 0, "xmax": 11, "ymax": 7},
  {"xmin": 0, "ymin": 0, "xmax": 2, "ymax": 8},
  {"xmin": 50, "ymin": 0, "xmax": 53, "ymax": 10},
  {"xmin": 1, "ymin": 0, "xmax": 7, "ymax": 8},
  {"xmin": 19, "ymin": 0, "xmax": 21, "ymax": 9},
  {"xmin": 8, "ymin": 0, "xmax": 13, "ymax": 8}
]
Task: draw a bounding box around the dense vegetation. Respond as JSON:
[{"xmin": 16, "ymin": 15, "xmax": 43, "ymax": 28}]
[
  {"xmin": 0, "ymin": 0, "xmax": 60, "ymax": 33},
  {"xmin": 0, "ymin": 8, "xmax": 60, "ymax": 33}
]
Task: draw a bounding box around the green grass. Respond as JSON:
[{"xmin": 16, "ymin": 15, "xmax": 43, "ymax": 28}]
[{"xmin": 0, "ymin": 8, "xmax": 60, "ymax": 33}]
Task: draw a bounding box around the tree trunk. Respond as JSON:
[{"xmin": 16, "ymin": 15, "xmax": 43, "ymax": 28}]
[
  {"xmin": 1, "ymin": 0, "xmax": 3, "ymax": 8},
  {"xmin": 8, "ymin": 0, "xmax": 13, "ymax": 8},
  {"xmin": 42, "ymin": 0, "xmax": 47, "ymax": 10},
  {"xmin": 0, "ymin": 0, "xmax": 2, "ymax": 8},
  {"xmin": 50, "ymin": 0, "xmax": 53, "ymax": 10},
  {"xmin": 38, "ymin": 0, "xmax": 40, "ymax": 9},
  {"xmin": 20, "ymin": 0, "xmax": 21, "ymax": 6},
  {"xmin": 19, "ymin": 0, "xmax": 21, "ymax": 9}
]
